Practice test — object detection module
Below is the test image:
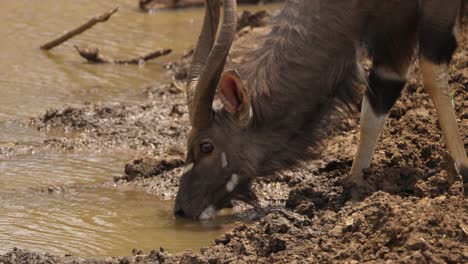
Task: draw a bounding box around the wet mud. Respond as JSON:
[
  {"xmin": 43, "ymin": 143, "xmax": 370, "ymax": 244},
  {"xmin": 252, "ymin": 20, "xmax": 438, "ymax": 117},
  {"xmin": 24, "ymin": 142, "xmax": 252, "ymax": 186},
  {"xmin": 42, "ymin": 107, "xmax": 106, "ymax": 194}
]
[{"xmin": 1, "ymin": 16, "xmax": 467, "ymax": 264}]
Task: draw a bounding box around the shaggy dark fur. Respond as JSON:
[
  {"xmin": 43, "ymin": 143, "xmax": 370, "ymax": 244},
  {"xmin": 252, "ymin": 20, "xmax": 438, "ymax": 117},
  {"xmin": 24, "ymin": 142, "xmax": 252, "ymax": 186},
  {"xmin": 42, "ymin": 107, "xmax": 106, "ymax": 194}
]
[{"xmin": 174, "ymin": 0, "xmax": 465, "ymax": 219}]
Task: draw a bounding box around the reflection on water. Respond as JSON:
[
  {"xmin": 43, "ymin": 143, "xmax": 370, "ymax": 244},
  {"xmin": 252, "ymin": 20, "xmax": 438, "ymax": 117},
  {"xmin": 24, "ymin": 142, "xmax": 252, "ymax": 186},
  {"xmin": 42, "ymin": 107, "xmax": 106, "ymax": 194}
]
[
  {"xmin": 0, "ymin": 152, "xmax": 130, "ymax": 190},
  {"xmin": 0, "ymin": 0, "xmax": 280, "ymax": 258},
  {"xmin": 0, "ymin": 152, "xmax": 235, "ymax": 257},
  {"xmin": 0, "ymin": 122, "xmax": 46, "ymax": 145},
  {"xmin": 0, "ymin": 189, "xmax": 233, "ymax": 257}
]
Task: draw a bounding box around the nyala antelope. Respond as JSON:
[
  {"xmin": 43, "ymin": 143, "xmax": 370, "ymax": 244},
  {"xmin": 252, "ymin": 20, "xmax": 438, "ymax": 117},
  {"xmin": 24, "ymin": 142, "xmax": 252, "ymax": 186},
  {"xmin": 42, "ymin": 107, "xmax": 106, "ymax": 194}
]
[{"xmin": 174, "ymin": 0, "xmax": 468, "ymax": 219}]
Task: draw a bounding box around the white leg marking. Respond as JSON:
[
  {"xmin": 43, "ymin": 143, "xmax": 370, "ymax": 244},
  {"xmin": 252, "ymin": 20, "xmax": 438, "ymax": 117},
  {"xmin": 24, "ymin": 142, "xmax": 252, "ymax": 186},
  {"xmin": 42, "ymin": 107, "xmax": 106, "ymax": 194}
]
[
  {"xmin": 199, "ymin": 205, "xmax": 216, "ymax": 220},
  {"xmin": 420, "ymin": 57, "xmax": 468, "ymax": 170},
  {"xmin": 226, "ymin": 173, "xmax": 239, "ymax": 192},
  {"xmin": 349, "ymin": 63, "xmax": 409, "ymax": 183},
  {"xmin": 221, "ymin": 152, "xmax": 228, "ymax": 168},
  {"xmin": 183, "ymin": 163, "xmax": 194, "ymax": 174},
  {"xmin": 350, "ymin": 96, "xmax": 388, "ymax": 182}
]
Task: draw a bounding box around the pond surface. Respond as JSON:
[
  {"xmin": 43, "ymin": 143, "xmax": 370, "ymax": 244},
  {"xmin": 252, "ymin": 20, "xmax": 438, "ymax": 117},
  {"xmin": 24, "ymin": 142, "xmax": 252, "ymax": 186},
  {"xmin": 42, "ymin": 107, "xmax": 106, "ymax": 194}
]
[
  {"xmin": 0, "ymin": 0, "xmax": 199, "ymax": 122},
  {"xmin": 0, "ymin": 0, "xmax": 276, "ymax": 122},
  {"xmin": 0, "ymin": 152, "xmax": 234, "ymax": 257},
  {"xmin": 0, "ymin": 0, "xmax": 278, "ymax": 258}
]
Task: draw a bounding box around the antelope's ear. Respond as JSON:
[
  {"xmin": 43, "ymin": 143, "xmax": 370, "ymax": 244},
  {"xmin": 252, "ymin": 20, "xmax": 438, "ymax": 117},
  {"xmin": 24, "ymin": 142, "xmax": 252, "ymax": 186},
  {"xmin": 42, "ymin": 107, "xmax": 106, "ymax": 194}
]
[{"xmin": 218, "ymin": 69, "xmax": 252, "ymax": 127}]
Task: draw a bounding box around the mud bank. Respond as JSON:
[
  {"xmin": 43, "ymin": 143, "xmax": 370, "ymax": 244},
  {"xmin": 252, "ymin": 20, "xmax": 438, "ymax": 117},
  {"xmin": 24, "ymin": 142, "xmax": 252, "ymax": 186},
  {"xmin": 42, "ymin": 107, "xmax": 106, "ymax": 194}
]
[{"xmin": 1, "ymin": 18, "xmax": 468, "ymax": 264}]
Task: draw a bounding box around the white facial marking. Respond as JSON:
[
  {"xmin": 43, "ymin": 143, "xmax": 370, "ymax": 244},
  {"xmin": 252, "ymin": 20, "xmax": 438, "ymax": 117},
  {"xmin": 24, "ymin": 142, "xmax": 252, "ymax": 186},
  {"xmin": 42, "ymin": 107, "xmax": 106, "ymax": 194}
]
[
  {"xmin": 183, "ymin": 163, "xmax": 194, "ymax": 174},
  {"xmin": 221, "ymin": 152, "xmax": 228, "ymax": 168},
  {"xmin": 226, "ymin": 173, "xmax": 239, "ymax": 192},
  {"xmin": 199, "ymin": 205, "xmax": 216, "ymax": 220}
]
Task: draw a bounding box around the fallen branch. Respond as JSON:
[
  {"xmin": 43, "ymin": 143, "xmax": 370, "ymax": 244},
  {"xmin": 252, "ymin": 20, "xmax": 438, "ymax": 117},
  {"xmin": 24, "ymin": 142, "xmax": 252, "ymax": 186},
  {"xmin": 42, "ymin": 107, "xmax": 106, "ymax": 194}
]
[
  {"xmin": 40, "ymin": 7, "xmax": 119, "ymax": 50},
  {"xmin": 139, "ymin": 0, "xmax": 204, "ymax": 11},
  {"xmin": 74, "ymin": 46, "xmax": 172, "ymax": 64}
]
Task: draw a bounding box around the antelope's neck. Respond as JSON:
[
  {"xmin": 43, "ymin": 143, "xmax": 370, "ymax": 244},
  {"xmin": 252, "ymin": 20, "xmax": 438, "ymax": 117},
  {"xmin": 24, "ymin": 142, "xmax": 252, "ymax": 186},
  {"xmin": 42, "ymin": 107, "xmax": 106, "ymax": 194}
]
[{"xmin": 238, "ymin": 0, "xmax": 362, "ymax": 175}]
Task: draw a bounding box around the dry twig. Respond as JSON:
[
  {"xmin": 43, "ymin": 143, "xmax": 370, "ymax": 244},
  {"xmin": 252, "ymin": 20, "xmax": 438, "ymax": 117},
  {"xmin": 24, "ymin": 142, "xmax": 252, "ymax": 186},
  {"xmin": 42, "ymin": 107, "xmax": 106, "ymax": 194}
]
[
  {"xmin": 40, "ymin": 7, "xmax": 119, "ymax": 50},
  {"xmin": 74, "ymin": 46, "xmax": 172, "ymax": 64}
]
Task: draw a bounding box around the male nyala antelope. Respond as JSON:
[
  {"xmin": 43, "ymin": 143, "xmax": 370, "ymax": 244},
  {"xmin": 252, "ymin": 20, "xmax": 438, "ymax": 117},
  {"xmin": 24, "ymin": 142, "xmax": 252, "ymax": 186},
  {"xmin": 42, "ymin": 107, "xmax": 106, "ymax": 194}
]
[{"xmin": 174, "ymin": 0, "xmax": 468, "ymax": 219}]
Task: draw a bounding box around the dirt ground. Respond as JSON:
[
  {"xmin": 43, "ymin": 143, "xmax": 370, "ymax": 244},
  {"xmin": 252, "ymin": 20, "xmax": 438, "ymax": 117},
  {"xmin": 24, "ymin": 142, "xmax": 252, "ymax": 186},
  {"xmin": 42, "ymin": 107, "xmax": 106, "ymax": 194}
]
[{"xmin": 1, "ymin": 13, "xmax": 468, "ymax": 264}]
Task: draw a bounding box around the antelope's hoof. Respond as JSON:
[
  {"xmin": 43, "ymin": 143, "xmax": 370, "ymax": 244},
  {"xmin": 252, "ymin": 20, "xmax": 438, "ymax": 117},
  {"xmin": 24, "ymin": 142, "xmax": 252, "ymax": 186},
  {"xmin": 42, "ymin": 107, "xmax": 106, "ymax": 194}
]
[
  {"xmin": 340, "ymin": 176, "xmax": 369, "ymax": 201},
  {"xmin": 461, "ymin": 165, "xmax": 468, "ymax": 195},
  {"xmin": 340, "ymin": 173, "xmax": 362, "ymax": 186}
]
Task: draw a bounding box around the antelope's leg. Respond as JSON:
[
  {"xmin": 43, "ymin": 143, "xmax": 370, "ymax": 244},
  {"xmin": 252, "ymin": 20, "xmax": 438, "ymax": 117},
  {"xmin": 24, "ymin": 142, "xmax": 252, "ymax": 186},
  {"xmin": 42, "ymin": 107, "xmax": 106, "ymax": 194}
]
[
  {"xmin": 419, "ymin": 58, "xmax": 468, "ymax": 180},
  {"xmin": 348, "ymin": 96, "xmax": 387, "ymax": 183},
  {"xmin": 348, "ymin": 66, "xmax": 408, "ymax": 184},
  {"xmin": 418, "ymin": 0, "xmax": 468, "ymax": 182}
]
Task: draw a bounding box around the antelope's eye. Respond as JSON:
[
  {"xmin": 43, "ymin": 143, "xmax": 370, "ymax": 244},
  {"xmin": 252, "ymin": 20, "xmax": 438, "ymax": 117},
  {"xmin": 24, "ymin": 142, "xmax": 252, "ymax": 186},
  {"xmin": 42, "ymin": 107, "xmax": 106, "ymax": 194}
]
[{"xmin": 200, "ymin": 142, "xmax": 214, "ymax": 154}]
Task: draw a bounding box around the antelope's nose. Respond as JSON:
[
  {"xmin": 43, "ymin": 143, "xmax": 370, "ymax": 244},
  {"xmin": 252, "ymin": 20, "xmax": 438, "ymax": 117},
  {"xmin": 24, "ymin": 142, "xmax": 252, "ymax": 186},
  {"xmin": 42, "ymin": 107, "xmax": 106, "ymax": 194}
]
[{"xmin": 173, "ymin": 202, "xmax": 186, "ymax": 218}]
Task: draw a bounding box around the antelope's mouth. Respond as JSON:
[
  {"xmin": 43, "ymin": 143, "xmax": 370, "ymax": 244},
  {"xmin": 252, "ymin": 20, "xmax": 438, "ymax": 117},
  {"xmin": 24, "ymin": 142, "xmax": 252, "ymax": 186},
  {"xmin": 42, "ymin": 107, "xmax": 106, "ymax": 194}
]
[
  {"xmin": 197, "ymin": 182, "xmax": 258, "ymax": 220},
  {"xmin": 196, "ymin": 188, "xmax": 231, "ymax": 220},
  {"xmin": 199, "ymin": 205, "xmax": 218, "ymax": 220}
]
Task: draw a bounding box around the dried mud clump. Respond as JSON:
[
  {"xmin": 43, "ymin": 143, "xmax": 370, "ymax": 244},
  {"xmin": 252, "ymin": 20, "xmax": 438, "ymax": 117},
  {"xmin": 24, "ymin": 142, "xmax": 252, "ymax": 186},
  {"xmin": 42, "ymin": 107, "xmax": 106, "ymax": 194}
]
[
  {"xmin": 283, "ymin": 192, "xmax": 468, "ymax": 263},
  {"xmin": 121, "ymin": 155, "xmax": 184, "ymax": 181},
  {"xmin": 187, "ymin": 193, "xmax": 467, "ymax": 263},
  {"xmin": 34, "ymin": 100, "xmax": 189, "ymax": 151}
]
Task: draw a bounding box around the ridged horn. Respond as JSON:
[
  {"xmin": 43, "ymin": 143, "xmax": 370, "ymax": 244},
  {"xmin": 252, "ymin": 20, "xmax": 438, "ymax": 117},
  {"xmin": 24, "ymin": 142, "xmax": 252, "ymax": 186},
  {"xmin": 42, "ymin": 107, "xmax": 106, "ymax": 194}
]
[{"xmin": 186, "ymin": 0, "xmax": 238, "ymax": 129}]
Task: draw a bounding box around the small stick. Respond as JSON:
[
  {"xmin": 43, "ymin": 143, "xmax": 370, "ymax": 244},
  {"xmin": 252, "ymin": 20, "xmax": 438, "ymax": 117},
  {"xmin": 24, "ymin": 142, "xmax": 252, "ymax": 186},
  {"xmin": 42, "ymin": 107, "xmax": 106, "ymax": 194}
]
[
  {"xmin": 74, "ymin": 46, "xmax": 112, "ymax": 63},
  {"xmin": 115, "ymin": 49, "xmax": 173, "ymax": 64},
  {"xmin": 139, "ymin": 0, "xmax": 204, "ymax": 11},
  {"xmin": 74, "ymin": 46, "xmax": 172, "ymax": 64},
  {"xmin": 40, "ymin": 7, "xmax": 119, "ymax": 50}
]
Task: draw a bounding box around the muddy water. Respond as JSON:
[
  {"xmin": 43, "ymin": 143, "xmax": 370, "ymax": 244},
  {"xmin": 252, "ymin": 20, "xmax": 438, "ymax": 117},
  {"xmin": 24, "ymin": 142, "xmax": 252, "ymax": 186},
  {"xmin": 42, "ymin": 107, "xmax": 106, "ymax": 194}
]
[
  {"xmin": 0, "ymin": 0, "xmax": 277, "ymax": 122},
  {"xmin": 0, "ymin": 0, "xmax": 198, "ymax": 122},
  {"xmin": 0, "ymin": 152, "xmax": 231, "ymax": 256}
]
